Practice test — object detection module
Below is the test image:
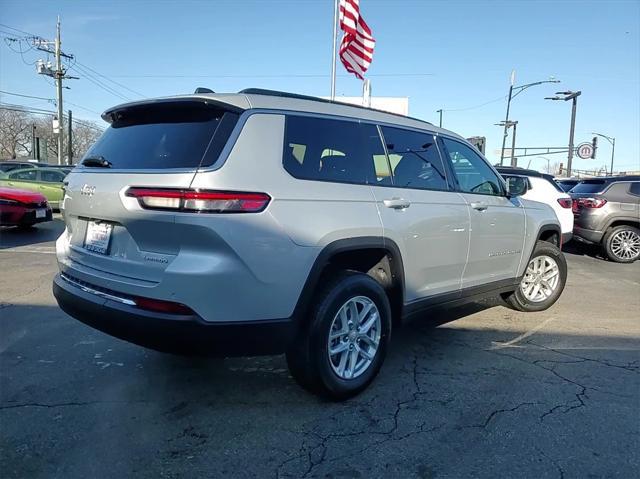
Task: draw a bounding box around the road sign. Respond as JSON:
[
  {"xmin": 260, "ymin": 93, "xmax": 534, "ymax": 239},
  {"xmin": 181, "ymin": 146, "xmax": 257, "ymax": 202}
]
[{"xmin": 576, "ymin": 142, "xmax": 594, "ymax": 159}]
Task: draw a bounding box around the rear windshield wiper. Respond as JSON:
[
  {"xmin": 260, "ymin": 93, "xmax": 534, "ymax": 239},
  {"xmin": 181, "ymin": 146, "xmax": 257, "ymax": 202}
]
[{"xmin": 82, "ymin": 156, "xmax": 112, "ymax": 168}]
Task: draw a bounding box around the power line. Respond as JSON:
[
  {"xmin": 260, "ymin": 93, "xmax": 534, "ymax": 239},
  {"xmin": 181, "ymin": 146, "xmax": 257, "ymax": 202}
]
[
  {"xmin": 70, "ymin": 64, "xmax": 131, "ymax": 102},
  {"xmin": 73, "ymin": 61, "xmax": 145, "ymax": 98},
  {"xmin": 0, "ymin": 90, "xmax": 53, "ymax": 101},
  {"xmin": 0, "ymin": 23, "xmax": 39, "ymax": 37},
  {"xmin": 0, "ymin": 103, "xmax": 104, "ymax": 132},
  {"xmin": 442, "ymin": 95, "xmax": 507, "ymax": 113},
  {"xmin": 107, "ymin": 72, "xmax": 436, "ymax": 79}
]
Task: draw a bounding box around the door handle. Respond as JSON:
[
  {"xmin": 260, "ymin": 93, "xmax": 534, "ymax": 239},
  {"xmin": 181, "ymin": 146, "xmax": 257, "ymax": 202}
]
[
  {"xmin": 470, "ymin": 202, "xmax": 488, "ymax": 211},
  {"xmin": 384, "ymin": 198, "xmax": 411, "ymax": 210}
]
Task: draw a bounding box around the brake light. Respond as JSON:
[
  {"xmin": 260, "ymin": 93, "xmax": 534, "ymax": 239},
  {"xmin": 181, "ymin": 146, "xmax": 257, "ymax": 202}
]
[
  {"xmin": 125, "ymin": 188, "xmax": 270, "ymax": 213},
  {"xmin": 557, "ymin": 198, "xmax": 572, "ymax": 209},
  {"xmin": 574, "ymin": 197, "xmax": 607, "ymax": 209},
  {"xmin": 134, "ymin": 296, "xmax": 194, "ymax": 315}
]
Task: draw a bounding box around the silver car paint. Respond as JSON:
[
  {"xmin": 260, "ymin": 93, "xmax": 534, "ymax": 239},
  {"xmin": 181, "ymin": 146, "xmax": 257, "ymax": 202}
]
[{"xmin": 57, "ymin": 93, "xmax": 561, "ymax": 324}]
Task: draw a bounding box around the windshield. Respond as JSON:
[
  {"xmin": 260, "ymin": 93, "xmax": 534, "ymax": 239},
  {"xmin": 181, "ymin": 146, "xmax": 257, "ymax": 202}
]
[{"xmin": 83, "ymin": 104, "xmax": 238, "ymax": 169}]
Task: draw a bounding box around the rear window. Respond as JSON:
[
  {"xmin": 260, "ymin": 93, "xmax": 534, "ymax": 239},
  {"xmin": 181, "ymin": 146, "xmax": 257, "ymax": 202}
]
[
  {"xmin": 570, "ymin": 180, "xmax": 606, "ymax": 194},
  {"xmin": 83, "ymin": 103, "xmax": 238, "ymax": 169}
]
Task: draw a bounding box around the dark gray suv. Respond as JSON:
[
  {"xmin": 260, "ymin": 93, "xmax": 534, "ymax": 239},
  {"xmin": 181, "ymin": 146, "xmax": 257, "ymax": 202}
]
[{"xmin": 571, "ymin": 176, "xmax": 640, "ymax": 262}]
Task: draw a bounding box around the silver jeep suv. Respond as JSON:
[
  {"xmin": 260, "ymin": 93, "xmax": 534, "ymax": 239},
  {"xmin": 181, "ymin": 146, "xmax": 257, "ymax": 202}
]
[{"xmin": 53, "ymin": 89, "xmax": 567, "ymax": 399}]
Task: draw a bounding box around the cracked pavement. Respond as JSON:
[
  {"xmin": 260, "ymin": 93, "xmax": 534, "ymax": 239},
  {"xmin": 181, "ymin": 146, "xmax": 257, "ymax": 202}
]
[{"xmin": 1, "ymin": 220, "xmax": 639, "ymax": 478}]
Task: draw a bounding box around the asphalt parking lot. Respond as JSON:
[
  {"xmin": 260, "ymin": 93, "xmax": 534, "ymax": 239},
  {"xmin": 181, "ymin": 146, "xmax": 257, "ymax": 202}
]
[{"xmin": 1, "ymin": 218, "xmax": 639, "ymax": 479}]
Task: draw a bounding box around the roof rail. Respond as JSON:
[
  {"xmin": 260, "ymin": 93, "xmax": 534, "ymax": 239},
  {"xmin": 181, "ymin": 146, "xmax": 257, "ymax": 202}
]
[{"xmin": 237, "ymin": 88, "xmax": 433, "ymax": 127}]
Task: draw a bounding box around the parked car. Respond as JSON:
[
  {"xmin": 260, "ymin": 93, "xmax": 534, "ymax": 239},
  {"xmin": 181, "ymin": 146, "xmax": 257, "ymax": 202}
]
[
  {"xmin": 0, "ymin": 161, "xmax": 75, "ymax": 173},
  {"xmin": 497, "ymin": 167, "xmax": 574, "ymax": 244},
  {"xmin": 555, "ymin": 177, "xmax": 581, "ymax": 192},
  {"xmin": 52, "ymin": 89, "xmax": 567, "ymax": 399},
  {"xmin": 0, "ymin": 187, "xmax": 52, "ymax": 228},
  {"xmin": 0, "ymin": 161, "xmax": 38, "ymax": 173},
  {"xmin": 0, "ymin": 167, "xmax": 67, "ymax": 209},
  {"xmin": 571, "ymin": 176, "xmax": 640, "ymax": 263}
]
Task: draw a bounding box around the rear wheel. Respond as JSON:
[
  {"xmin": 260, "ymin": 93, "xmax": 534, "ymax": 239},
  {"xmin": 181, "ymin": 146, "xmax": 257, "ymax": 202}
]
[
  {"xmin": 603, "ymin": 225, "xmax": 640, "ymax": 263},
  {"xmin": 286, "ymin": 271, "xmax": 391, "ymax": 400},
  {"xmin": 504, "ymin": 241, "xmax": 567, "ymax": 312}
]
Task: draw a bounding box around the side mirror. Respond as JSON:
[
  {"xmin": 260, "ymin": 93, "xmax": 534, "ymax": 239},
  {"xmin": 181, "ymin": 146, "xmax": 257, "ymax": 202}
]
[{"xmin": 506, "ymin": 176, "xmax": 528, "ymax": 197}]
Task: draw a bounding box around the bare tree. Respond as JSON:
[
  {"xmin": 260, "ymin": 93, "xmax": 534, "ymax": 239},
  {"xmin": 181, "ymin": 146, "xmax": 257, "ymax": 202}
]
[
  {"xmin": 70, "ymin": 121, "xmax": 103, "ymax": 161},
  {"xmin": 32, "ymin": 116, "xmax": 104, "ymax": 163},
  {"xmin": 0, "ymin": 109, "xmax": 32, "ymax": 159}
]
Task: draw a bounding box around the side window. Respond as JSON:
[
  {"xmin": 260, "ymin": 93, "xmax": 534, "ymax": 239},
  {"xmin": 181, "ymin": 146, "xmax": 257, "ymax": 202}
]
[
  {"xmin": 40, "ymin": 170, "xmax": 64, "ymax": 183},
  {"xmin": 629, "ymin": 182, "xmax": 640, "ymax": 196},
  {"xmin": 380, "ymin": 127, "xmax": 448, "ymax": 191},
  {"xmin": 9, "ymin": 169, "xmax": 37, "ymax": 181},
  {"xmin": 441, "ymin": 138, "xmax": 503, "ymax": 196},
  {"xmin": 283, "ymin": 116, "xmax": 380, "ymax": 185}
]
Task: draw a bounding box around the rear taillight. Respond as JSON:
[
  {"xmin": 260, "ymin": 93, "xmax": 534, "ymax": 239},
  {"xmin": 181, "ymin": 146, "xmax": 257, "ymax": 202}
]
[
  {"xmin": 125, "ymin": 188, "xmax": 271, "ymax": 213},
  {"xmin": 557, "ymin": 198, "xmax": 572, "ymax": 209},
  {"xmin": 134, "ymin": 296, "xmax": 194, "ymax": 315},
  {"xmin": 574, "ymin": 197, "xmax": 607, "ymax": 209}
]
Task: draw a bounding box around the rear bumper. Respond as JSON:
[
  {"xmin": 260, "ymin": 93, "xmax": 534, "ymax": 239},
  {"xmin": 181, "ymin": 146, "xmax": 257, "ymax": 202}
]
[
  {"xmin": 561, "ymin": 232, "xmax": 573, "ymax": 245},
  {"xmin": 573, "ymin": 226, "xmax": 603, "ymax": 244},
  {"xmin": 0, "ymin": 206, "xmax": 52, "ymax": 226},
  {"xmin": 52, "ymin": 273, "xmax": 295, "ymax": 356}
]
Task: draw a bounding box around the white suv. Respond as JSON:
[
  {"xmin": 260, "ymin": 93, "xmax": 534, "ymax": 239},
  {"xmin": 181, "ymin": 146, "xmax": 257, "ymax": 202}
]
[
  {"xmin": 53, "ymin": 89, "xmax": 567, "ymax": 399},
  {"xmin": 497, "ymin": 167, "xmax": 574, "ymax": 244}
]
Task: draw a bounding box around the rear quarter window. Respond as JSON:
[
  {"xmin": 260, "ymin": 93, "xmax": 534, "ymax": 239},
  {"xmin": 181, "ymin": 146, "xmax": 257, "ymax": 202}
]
[{"xmin": 283, "ymin": 115, "xmax": 383, "ymax": 185}]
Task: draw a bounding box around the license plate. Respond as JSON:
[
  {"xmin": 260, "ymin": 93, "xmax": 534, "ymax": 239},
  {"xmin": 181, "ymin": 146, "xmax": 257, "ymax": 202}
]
[
  {"xmin": 35, "ymin": 208, "xmax": 46, "ymax": 219},
  {"xmin": 84, "ymin": 221, "xmax": 113, "ymax": 255}
]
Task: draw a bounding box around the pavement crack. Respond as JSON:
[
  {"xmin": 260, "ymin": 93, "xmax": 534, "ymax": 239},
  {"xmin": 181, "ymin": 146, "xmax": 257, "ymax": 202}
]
[{"xmin": 465, "ymin": 402, "xmax": 539, "ymax": 429}]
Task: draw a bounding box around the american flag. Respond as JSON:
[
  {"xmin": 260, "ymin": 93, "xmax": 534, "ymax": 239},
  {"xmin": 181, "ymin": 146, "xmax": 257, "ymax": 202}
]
[{"xmin": 338, "ymin": 0, "xmax": 375, "ymax": 80}]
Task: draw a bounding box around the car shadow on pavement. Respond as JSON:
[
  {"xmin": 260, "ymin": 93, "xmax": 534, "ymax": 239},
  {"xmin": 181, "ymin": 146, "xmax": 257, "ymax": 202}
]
[
  {"xmin": 0, "ymin": 218, "xmax": 65, "ymax": 249},
  {"xmin": 562, "ymin": 240, "xmax": 606, "ymax": 260}
]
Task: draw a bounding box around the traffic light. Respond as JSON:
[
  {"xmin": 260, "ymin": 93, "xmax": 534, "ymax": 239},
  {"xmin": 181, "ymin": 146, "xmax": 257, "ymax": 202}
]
[
  {"xmin": 591, "ymin": 136, "xmax": 598, "ymax": 159},
  {"xmin": 559, "ymin": 163, "xmax": 564, "ymax": 175}
]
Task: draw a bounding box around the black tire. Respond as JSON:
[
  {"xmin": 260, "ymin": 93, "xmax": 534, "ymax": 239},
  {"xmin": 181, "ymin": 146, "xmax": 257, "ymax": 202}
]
[
  {"xmin": 286, "ymin": 271, "xmax": 392, "ymax": 401},
  {"xmin": 603, "ymin": 225, "xmax": 640, "ymax": 263},
  {"xmin": 503, "ymin": 240, "xmax": 567, "ymax": 312}
]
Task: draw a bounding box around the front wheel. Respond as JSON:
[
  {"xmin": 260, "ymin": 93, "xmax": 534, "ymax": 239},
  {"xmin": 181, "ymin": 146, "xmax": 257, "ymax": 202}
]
[
  {"xmin": 504, "ymin": 241, "xmax": 567, "ymax": 312},
  {"xmin": 603, "ymin": 225, "xmax": 640, "ymax": 263},
  {"xmin": 286, "ymin": 271, "xmax": 391, "ymax": 400}
]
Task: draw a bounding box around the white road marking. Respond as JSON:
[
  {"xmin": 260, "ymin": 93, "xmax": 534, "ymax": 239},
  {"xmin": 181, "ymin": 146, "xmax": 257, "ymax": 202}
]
[
  {"xmin": 490, "ymin": 316, "xmax": 558, "ymax": 350},
  {"xmin": 0, "ymin": 246, "xmax": 55, "ymax": 255}
]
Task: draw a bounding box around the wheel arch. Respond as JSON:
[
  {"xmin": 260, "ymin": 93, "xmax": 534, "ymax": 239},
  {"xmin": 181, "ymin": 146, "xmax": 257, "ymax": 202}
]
[
  {"xmin": 292, "ymin": 237, "xmax": 405, "ymax": 326},
  {"xmin": 537, "ymin": 223, "xmax": 562, "ymax": 247}
]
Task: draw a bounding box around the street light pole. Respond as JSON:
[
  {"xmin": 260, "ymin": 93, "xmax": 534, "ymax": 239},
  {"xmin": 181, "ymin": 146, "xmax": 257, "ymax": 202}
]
[
  {"xmin": 499, "ymin": 71, "xmax": 560, "ymax": 165},
  {"xmin": 546, "ymin": 90, "xmax": 581, "ymax": 177},
  {"xmin": 510, "ymin": 121, "xmax": 518, "ymax": 167},
  {"xmin": 436, "ymin": 109, "xmax": 443, "ymax": 128},
  {"xmin": 592, "ymin": 132, "xmax": 616, "ymax": 175},
  {"xmin": 499, "ymin": 84, "xmax": 514, "ymax": 166}
]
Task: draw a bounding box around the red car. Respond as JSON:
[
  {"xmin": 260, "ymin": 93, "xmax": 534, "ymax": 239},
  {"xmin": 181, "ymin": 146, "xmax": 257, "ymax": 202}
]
[{"xmin": 0, "ymin": 187, "xmax": 53, "ymax": 228}]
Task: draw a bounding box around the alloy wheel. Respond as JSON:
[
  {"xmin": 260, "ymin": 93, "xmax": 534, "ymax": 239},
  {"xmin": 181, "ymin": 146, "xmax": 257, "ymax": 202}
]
[
  {"xmin": 327, "ymin": 296, "xmax": 381, "ymax": 380},
  {"xmin": 610, "ymin": 230, "xmax": 640, "ymax": 261},
  {"xmin": 520, "ymin": 255, "xmax": 561, "ymax": 303}
]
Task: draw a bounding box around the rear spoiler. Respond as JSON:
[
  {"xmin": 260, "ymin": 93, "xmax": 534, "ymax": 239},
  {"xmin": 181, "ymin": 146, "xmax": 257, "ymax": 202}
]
[{"xmin": 101, "ymin": 96, "xmax": 249, "ymax": 123}]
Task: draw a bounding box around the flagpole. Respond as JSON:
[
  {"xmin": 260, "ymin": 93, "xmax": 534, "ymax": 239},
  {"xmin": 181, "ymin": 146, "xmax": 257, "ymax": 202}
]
[{"xmin": 330, "ymin": 0, "xmax": 339, "ymax": 100}]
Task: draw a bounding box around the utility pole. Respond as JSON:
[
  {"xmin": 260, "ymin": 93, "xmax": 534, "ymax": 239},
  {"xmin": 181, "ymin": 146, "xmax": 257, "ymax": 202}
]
[
  {"xmin": 33, "ymin": 17, "xmax": 77, "ymax": 165},
  {"xmin": 436, "ymin": 109, "xmax": 443, "ymax": 128},
  {"xmin": 31, "ymin": 124, "xmax": 36, "ymax": 159},
  {"xmin": 67, "ymin": 109, "xmax": 73, "ymax": 164},
  {"xmin": 499, "ymin": 70, "xmax": 560, "ymax": 165},
  {"xmin": 510, "ymin": 121, "xmax": 518, "ymax": 167},
  {"xmin": 546, "ymin": 90, "xmax": 581, "ymax": 177},
  {"xmin": 495, "ymin": 120, "xmax": 518, "ymax": 166}
]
